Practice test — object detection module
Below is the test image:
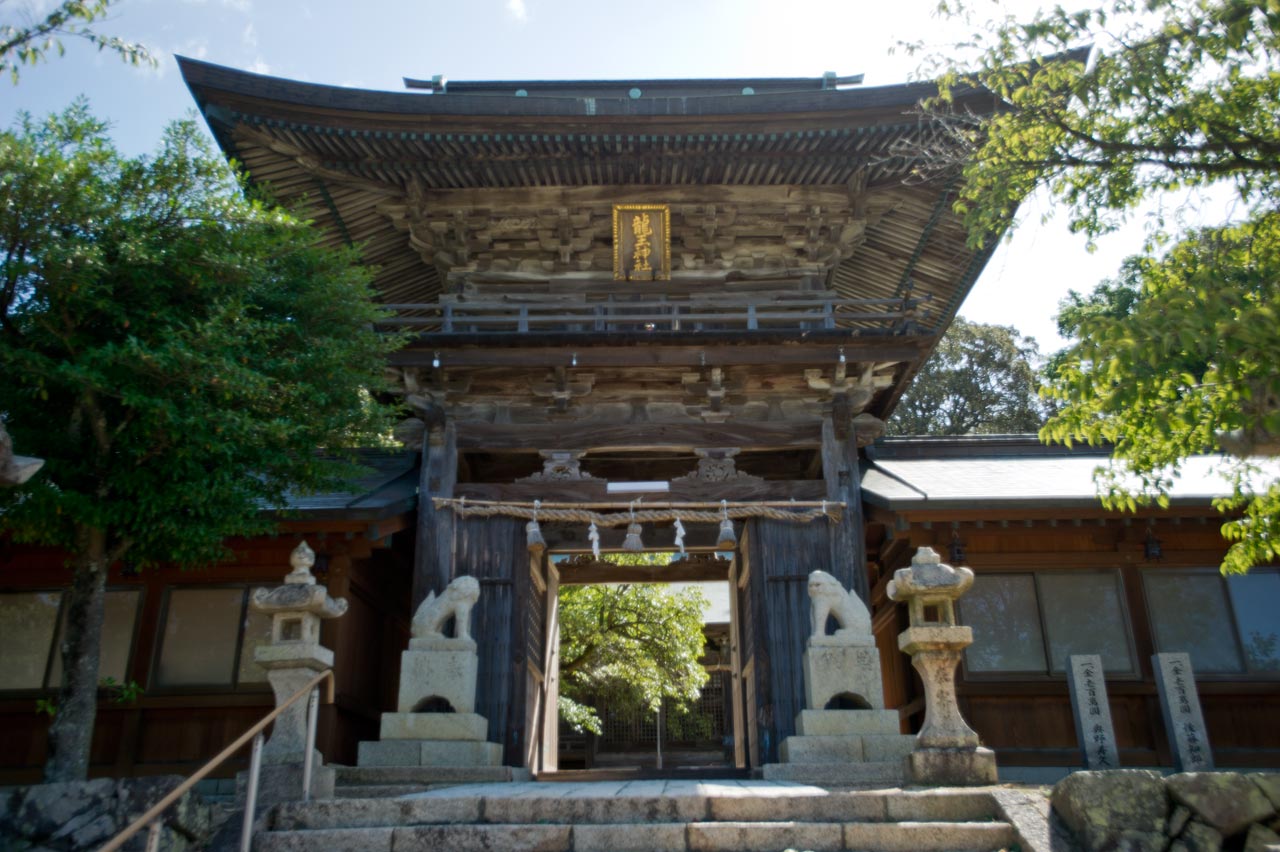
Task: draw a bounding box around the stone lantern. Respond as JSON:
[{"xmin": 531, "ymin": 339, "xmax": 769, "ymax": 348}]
[
  {"xmin": 245, "ymin": 540, "xmax": 347, "ymax": 801},
  {"xmin": 887, "ymin": 546, "xmax": 997, "ymax": 786}
]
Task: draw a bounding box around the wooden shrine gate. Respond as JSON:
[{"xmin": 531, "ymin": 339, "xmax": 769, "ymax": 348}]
[{"xmin": 419, "ymin": 482, "xmax": 866, "ymax": 774}]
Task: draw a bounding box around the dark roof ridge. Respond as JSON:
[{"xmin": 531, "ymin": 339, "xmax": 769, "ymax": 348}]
[
  {"xmin": 867, "ymin": 434, "xmax": 1114, "ymax": 460},
  {"xmin": 177, "ymin": 56, "xmax": 984, "ymax": 122}
]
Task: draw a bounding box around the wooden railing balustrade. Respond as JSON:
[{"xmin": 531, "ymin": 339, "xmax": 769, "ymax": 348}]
[{"xmin": 376, "ymin": 294, "xmax": 930, "ymax": 335}]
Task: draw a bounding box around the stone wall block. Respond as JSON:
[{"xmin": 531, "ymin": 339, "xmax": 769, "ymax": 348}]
[
  {"xmin": 1244, "ymin": 823, "xmax": 1280, "ymax": 852},
  {"xmin": 1, "ymin": 777, "xmax": 211, "ymax": 852},
  {"xmin": 1253, "ymin": 774, "xmax": 1280, "ymax": 812},
  {"xmin": 1051, "ymin": 769, "xmax": 1169, "ymax": 852},
  {"xmin": 1167, "ymin": 772, "xmax": 1278, "ymax": 838},
  {"xmin": 1168, "ymin": 805, "xmax": 1193, "ymax": 837},
  {"xmin": 1171, "ymin": 819, "xmax": 1224, "ymax": 852}
]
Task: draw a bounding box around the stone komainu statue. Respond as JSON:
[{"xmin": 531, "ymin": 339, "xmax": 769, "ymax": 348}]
[
  {"xmin": 808, "ymin": 569, "xmax": 872, "ymax": 641},
  {"xmin": 412, "ymin": 575, "xmax": 481, "ymax": 641}
]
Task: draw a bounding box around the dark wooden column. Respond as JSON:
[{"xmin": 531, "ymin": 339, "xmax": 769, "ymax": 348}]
[
  {"xmin": 412, "ymin": 420, "xmax": 457, "ymax": 610},
  {"xmin": 454, "ymin": 515, "xmax": 529, "ymax": 767},
  {"xmin": 746, "ymin": 518, "xmax": 826, "ymax": 764},
  {"xmin": 822, "ymin": 416, "xmax": 869, "ymax": 604}
]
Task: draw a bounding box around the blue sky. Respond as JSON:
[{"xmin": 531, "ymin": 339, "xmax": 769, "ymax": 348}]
[{"xmin": 1, "ymin": 0, "xmax": 1161, "ymax": 352}]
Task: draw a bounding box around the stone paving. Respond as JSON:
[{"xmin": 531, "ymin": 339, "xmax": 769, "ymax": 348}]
[
  {"xmin": 259, "ymin": 779, "xmax": 1052, "ymax": 852},
  {"xmin": 402, "ymin": 779, "xmax": 842, "ymax": 800}
]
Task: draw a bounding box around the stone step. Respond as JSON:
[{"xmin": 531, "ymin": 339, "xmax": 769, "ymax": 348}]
[
  {"xmin": 255, "ymin": 819, "xmax": 1016, "ymax": 852},
  {"xmin": 378, "ymin": 711, "xmax": 489, "ymax": 741},
  {"xmin": 334, "ymin": 765, "xmax": 523, "ymax": 786},
  {"xmin": 796, "ymin": 709, "xmax": 904, "ymax": 737},
  {"xmin": 779, "ymin": 733, "xmax": 916, "ymax": 764},
  {"xmin": 274, "ymin": 788, "xmax": 1001, "ymax": 831},
  {"xmin": 761, "ymin": 760, "xmax": 906, "ymax": 785},
  {"xmin": 256, "ymin": 824, "xmax": 570, "ymax": 852},
  {"xmin": 357, "ymin": 738, "xmax": 503, "ymax": 767},
  {"xmin": 842, "ymin": 820, "xmax": 1017, "ymax": 852},
  {"xmin": 334, "ymin": 784, "xmax": 444, "ymax": 798}
]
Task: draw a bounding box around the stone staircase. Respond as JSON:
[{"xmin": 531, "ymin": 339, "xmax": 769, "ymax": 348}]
[
  {"xmin": 256, "ymin": 780, "xmax": 1036, "ymax": 852},
  {"xmin": 332, "ymin": 765, "xmax": 526, "ymax": 799}
]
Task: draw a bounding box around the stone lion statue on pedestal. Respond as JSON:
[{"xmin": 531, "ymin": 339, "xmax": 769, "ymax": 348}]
[
  {"xmin": 412, "ymin": 575, "xmax": 481, "ymax": 641},
  {"xmin": 808, "ymin": 569, "xmax": 872, "ymax": 642}
]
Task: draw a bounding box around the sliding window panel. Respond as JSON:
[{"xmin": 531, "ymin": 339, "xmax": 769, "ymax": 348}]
[
  {"xmin": 960, "ymin": 574, "xmax": 1048, "ymax": 674},
  {"xmin": 48, "ymin": 589, "xmax": 142, "ymax": 687},
  {"xmin": 1039, "ymin": 572, "xmax": 1135, "ymax": 674},
  {"xmin": 0, "ymin": 592, "xmax": 61, "ymax": 690},
  {"xmin": 1145, "ymin": 571, "xmax": 1243, "ymax": 674},
  {"xmin": 1226, "ymin": 572, "xmax": 1280, "ymax": 674},
  {"xmin": 154, "ymin": 587, "xmax": 245, "ymax": 687}
]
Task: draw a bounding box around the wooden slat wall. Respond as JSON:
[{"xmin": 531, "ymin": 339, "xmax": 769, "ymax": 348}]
[
  {"xmin": 873, "ymin": 516, "xmax": 1280, "ymax": 768},
  {"xmin": 0, "ymin": 530, "xmax": 413, "ymax": 783},
  {"xmin": 746, "ymin": 517, "xmax": 830, "ymax": 764},
  {"xmin": 454, "ymin": 515, "xmax": 530, "ymax": 766}
]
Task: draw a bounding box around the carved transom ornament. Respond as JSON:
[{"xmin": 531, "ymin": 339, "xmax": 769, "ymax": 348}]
[
  {"xmin": 673, "ymin": 448, "xmax": 764, "ymax": 484},
  {"xmin": 519, "ymin": 450, "xmax": 594, "ymax": 482}
]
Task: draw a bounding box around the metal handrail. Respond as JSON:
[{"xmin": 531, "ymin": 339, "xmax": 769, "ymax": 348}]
[{"xmin": 97, "ymin": 669, "xmax": 334, "ymax": 852}]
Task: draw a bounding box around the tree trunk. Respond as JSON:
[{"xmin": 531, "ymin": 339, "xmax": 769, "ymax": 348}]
[{"xmin": 43, "ymin": 527, "xmax": 109, "ymax": 782}]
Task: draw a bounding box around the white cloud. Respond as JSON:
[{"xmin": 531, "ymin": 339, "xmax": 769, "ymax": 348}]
[
  {"xmin": 248, "ymin": 58, "xmax": 271, "ymax": 75},
  {"xmin": 242, "ymin": 22, "xmax": 258, "ymax": 50},
  {"xmin": 506, "ymin": 0, "xmax": 527, "ymax": 22}
]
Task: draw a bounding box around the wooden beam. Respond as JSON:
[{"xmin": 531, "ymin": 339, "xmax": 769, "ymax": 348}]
[
  {"xmin": 391, "ymin": 341, "xmax": 930, "ymax": 369},
  {"xmin": 557, "ymin": 558, "xmax": 732, "ymax": 584},
  {"xmin": 456, "ymin": 421, "xmax": 823, "ymax": 452},
  {"xmin": 416, "ymin": 184, "xmax": 856, "ymax": 211},
  {"xmin": 454, "ymin": 479, "xmax": 826, "ymax": 503},
  {"xmin": 542, "ymin": 524, "xmax": 724, "ymax": 552}
]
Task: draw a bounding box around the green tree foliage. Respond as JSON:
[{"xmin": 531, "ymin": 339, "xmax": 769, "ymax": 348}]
[
  {"xmin": 0, "ymin": 105, "xmax": 400, "ymax": 780},
  {"xmin": 1041, "ymin": 263, "xmax": 1145, "ymax": 383},
  {"xmin": 915, "ymin": 0, "xmax": 1280, "ymax": 245},
  {"xmin": 915, "ymin": 0, "xmax": 1280, "ymax": 572},
  {"xmin": 889, "ymin": 316, "xmax": 1044, "ymax": 435},
  {"xmin": 1, "ymin": 0, "xmax": 152, "ymax": 83},
  {"xmin": 557, "ymin": 576, "xmax": 709, "ymax": 735},
  {"xmin": 1044, "ymin": 213, "xmax": 1280, "ymax": 574}
]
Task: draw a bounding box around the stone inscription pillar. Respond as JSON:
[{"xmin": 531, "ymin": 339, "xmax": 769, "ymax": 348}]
[
  {"xmin": 1152, "ymin": 652, "xmax": 1214, "ymax": 771},
  {"xmin": 1067, "ymin": 654, "xmax": 1120, "ymax": 769}
]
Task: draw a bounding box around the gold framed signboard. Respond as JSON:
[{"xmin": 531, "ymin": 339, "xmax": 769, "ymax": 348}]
[{"xmin": 613, "ymin": 204, "xmax": 671, "ymax": 281}]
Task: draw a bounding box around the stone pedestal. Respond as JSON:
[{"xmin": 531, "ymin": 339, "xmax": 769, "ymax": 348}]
[
  {"xmin": 889, "ymin": 548, "xmax": 998, "ymax": 787},
  {"xmin": 764, "ymin": 571, "xmax": 913, "ymax": 785},
  {"xmin": 358, "ymin": 575, "xmax": 502, "ymax": 770},
  {"xmin": 803, "ymin": 642, "xmax": 883, "ymax": 710},
  {"xmin": 905, "ymin": 747, "xmax": 997, "ymax": 786},
  {"xmin": 357, "ymin": 709, "xmax": 502, "ymax": 767},
  {"xmin": 397, "ymin": 639, "xmax": 478, "ymax": 714}
]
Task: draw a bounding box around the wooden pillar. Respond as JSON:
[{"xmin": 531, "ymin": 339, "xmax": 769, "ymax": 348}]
[
  {"xmin": 412, "ymin": 420, "xmax": 457, "ymax": 610},
  {"xmin": 540, "ymin": 558, "xmax": 561, "ymax": 773},
  {"xmin": 822, "ymin": 416, "xmax": 869, "ymax": 604}
]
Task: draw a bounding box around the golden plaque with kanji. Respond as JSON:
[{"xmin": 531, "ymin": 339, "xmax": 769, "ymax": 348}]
[{"xmin": 612, "ymin": 204, "xmax": 671, "ymax": 281}]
